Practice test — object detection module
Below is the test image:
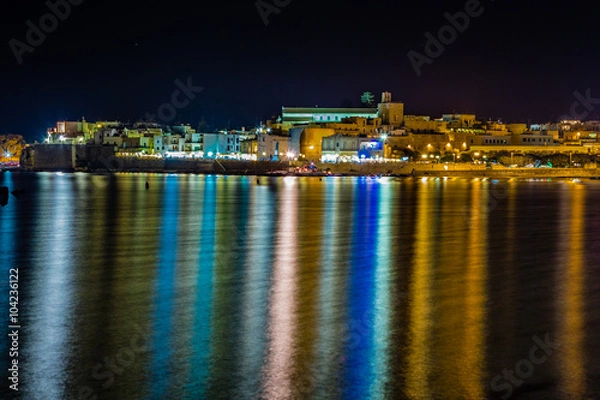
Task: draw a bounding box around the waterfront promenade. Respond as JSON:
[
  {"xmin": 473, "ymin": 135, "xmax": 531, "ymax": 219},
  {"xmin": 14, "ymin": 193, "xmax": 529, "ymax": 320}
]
[{"xmin": 15, "ymin": 157, "xmax": 600, "ymax": 179}]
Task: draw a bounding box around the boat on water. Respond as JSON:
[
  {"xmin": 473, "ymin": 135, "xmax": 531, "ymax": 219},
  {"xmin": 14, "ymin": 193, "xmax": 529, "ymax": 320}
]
[{"xmin": 368, "ymin": 174, "xmax": 383, "ymax": 179}]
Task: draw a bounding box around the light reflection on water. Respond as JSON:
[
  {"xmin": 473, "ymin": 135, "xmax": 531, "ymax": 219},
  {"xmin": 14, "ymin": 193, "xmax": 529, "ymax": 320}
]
[
  {"xmin": 28, "ymin": 175, "xmax": 75, "ymax": 400},
  {"xmin": 0, "ymin": 172, "xmax": 600, "ymax": 399},
  {"xmin": 263, "ymin": 180, "xmax": 298, "ymax": 400},
  {"xmin": 557, "ymin": 185, "xmax": 586, "ymax": 399}
]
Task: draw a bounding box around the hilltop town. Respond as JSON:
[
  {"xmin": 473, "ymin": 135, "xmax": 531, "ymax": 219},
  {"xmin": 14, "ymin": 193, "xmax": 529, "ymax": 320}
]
[{"xmin": 15, "ymin": 92, "xmax": 600, "ymax": 174}]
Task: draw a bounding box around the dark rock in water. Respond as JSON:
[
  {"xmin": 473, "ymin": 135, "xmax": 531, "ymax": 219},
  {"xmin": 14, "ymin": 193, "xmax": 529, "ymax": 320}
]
[
  {"xmin": 0, "ymin": 186, "xmax": 8, "ymax": 207},
  {"xmin": 11, "ymin": 189, "xmax": 25, "ymax": 199}
]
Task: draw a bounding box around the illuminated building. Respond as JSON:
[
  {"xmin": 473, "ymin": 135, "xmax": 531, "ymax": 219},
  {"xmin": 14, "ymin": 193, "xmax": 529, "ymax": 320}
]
[
  {"xmin": 281, "ymin": 107, "xmax": 378, "ymax": 126},
  {"xmin": 404, "ymin": 117, "xmax": 448, "ymax": 133},
  {"xmin": 442, "ymin": 113, "xmax": 478, "ymax": 128},
  {"xmin": 321, "ymin": 134, "xmax": 385, "ymax": 162},
  {"xmin": 257, "ymin": 133, "xmax": 291, "ymax": 161},
  {"xmin": 201, "ymin": 133, "xmax": 241, "ymax": 158},
  {"xmin": 279, "ymin": 92, "xmax": 403, "ymax": 131},
  {"xmin": 377, "ymin": 91, "xmax": 405, "ymax": 128}
]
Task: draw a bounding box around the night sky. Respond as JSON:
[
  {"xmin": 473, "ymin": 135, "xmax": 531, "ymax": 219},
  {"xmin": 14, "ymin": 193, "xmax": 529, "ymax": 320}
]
[{"xmin": 1, "ymin": 0, "xmax": 599, "ymax": 141}]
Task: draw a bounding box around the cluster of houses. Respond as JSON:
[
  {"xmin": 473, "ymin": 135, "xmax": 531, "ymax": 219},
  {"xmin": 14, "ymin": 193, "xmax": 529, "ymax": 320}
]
[{"xmin": 43, "ymin": 92, "xmax": 600, "ymax": 163}]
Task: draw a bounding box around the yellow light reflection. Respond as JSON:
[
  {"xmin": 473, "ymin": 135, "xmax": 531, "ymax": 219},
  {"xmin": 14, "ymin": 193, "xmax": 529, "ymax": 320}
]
[
  {"xmin": 291, "ymin": 179, "xmax": 323, "ymax": 395},
  {"xmin": 459, "ymin": 180, "xmax": 488, "ymax": 399},
  {"xmin": 405, "ymin": 180, "xmax": 433, "ymax": 399},
  {"xmin": 110, "ymin": 175, "xmax": 157, "ymax": 391},
  {"xmin": 433, "ymin": 179, "xmax": 469, "ymax": 397},
  {"xmin": 558, "ymin": 184, "xmax": 586, "ymax": 398},
  {"xmin": 502, "ymin": 182, "xmax": 517, "ymax": 354}
]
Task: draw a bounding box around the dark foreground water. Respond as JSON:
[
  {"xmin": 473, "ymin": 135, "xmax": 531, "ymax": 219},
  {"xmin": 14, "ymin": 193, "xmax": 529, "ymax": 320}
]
[{"xmin": 1, "ymin": 172, "xmax": 599, "ymax": 400}]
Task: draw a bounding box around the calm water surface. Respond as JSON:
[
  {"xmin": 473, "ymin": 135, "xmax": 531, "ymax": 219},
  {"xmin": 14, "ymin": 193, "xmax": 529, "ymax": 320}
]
[{"xmin": 1, "ymin": 172, "xmax": 599, "ymax": 399}]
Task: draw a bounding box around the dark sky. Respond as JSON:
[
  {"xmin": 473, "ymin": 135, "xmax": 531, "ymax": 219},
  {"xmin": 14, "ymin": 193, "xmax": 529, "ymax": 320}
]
[{"xmin": 1, "ymin": 0, "xmax": 599, "ymax": 141}]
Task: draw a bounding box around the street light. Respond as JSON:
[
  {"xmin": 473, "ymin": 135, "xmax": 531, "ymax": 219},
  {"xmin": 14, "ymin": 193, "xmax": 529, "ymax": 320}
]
[
  {"xmin": 569, "ymin": 151, "xmax": 573, "ymax": 167},
  {"xmin": 380, "ymin": 134, "xmax": 389, "ymax": 160}
]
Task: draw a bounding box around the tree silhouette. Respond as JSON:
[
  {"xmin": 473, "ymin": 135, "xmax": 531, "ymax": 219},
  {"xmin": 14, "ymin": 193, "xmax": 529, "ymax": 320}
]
[
  {"xmin": 0, "ymin": 134, "xmax": 26, "ymax": 162},
  {"xmin": 361, "ymin": 92, "xmax": 375, "ymax": 107}
]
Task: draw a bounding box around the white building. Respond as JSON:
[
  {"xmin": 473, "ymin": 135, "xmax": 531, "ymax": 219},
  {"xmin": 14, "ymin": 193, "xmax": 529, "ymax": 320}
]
[{"xmin": 202, "ymin": 132, "xmax": 241, "ymax": 158}]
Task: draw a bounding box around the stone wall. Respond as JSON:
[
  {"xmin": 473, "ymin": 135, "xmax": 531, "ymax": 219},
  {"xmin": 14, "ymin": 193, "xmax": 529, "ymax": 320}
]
[
  {"xmin": 20, "ymin": 144, "xmax": 600, "ymax": 178},
  {"xmin": 22, "ymin": 144, "xmax": 75, "ymax": 171}
]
